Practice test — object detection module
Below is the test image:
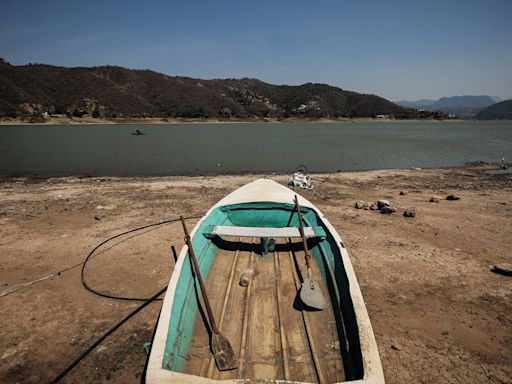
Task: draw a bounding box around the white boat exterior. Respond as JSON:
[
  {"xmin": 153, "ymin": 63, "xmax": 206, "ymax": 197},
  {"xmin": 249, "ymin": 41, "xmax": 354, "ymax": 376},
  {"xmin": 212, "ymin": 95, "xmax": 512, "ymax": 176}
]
[{"xmin": 146, "ymin": 178, "xmax": 384, "ymax": 383}]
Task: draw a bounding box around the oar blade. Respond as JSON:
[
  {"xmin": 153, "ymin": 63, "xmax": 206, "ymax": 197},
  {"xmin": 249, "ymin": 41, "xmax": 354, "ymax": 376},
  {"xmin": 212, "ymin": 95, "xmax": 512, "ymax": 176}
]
[
  {"xmin": 300, "ymin": 278, "xmax": 327, "ymax": 310},
  {"xmin": 211, "ymin": 333, "xmax": 238, "ymax": 371}
]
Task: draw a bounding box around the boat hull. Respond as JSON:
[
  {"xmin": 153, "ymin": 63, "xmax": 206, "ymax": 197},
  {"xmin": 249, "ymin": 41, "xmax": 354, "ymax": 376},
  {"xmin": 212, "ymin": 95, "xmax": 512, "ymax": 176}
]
[{"xmin": 146, "ymin": 179, "xmax": 384, "ymax": 383}]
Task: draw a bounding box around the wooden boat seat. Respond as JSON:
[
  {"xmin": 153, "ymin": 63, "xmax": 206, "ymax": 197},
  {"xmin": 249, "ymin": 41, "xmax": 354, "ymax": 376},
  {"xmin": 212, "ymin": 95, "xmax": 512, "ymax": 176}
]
[{"xmin": 205, "ymin": 225, "xmax": 326, "ymax": 239}]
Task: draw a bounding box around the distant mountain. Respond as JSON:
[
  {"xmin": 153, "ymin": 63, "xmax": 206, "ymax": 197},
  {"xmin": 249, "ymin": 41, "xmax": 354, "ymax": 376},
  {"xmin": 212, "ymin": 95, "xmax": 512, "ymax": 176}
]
[
  {"xmin": 0, "ymin": 59, "xmax": 423, "ymax": 120},
  {"xmin": 396, "ymin": 95, "xmax": 498, "ymax": 118},
  {"xmin": 491, "ymin": 96, "xmax": 504, "ymax": 103},
  {"xmin": 394, "ymin": 99, "xmax": 436, "ymax": 109},
  {"xmin": 476, "ymin": 99, "xmax": 512, "ymax": 120},
  {"xmin": 430, "ymin": 95, "xmax": 495, "ymax": 110}
]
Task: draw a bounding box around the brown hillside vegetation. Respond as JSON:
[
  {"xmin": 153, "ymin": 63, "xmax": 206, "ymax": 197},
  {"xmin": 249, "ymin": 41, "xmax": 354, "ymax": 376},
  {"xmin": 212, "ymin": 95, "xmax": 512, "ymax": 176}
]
[{"xmin": 0, "ymin": 59, "xmax": 436, "ymax": 119}]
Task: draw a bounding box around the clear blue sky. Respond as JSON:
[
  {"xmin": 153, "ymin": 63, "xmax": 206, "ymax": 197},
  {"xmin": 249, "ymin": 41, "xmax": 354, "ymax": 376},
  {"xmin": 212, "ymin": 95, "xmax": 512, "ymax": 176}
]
[{"xmin": 1, "ymin": 0, "xmax": 511, "ymax": 101}]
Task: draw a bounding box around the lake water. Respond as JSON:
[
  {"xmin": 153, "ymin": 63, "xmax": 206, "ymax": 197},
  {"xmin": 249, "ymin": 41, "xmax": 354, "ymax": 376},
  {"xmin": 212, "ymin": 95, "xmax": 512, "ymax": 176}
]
[{"xmin": 1, "ymin": 121, "xmax": 511, "ymax": 177}]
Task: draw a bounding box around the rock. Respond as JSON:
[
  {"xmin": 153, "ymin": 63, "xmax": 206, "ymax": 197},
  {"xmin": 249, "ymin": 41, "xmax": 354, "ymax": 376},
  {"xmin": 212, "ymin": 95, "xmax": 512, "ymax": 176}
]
[
  {"xmin": 355, "ymin": 201, "xmax": 370, "ymax": 209},
  {"xmin": 391, "ymin": 343, "xmax": 403, "ymax": 351},
  {"xmin": 94, "ymin": 215, "xmax": 101, "ymax": 220},
  {"xmin": 399, "ymin": 190, "xmax": 408, "ymax": 195},
  {"xmin": 446, "ymin": 194, "xmax": 460, "ymax": 201},
  {"xmin": 430, "ymin": 196, "xmax": 441, "ymax": 203},
  {"xmin": 369, "ymin": 203, "xmax": 378, "ymax": 210},
  {"xmin": 377, "ymin": 199, "xmax": 390, "ymax": 209},
  {"xmin": 95, "ymin": 204, "xmax": 117, "ymax": 210},
  {"xmin": 95, "ymin": 345, "xmax": 107, "ymax": 353},
  {"xmin": 403, "ymin": 208, "xmax": 415, "ymax": 217},
  {"xmin": 380, "ymin": 206, "xmax": 395, "ymax": 214}
]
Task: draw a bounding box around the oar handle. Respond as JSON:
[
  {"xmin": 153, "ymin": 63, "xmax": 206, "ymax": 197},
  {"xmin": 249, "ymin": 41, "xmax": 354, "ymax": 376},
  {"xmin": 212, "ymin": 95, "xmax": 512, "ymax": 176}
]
[
  {"xmin": 180, "ymin": 216, "xmax": 219, "ymax": 334},
  {"xmin": 294, "ymin": 196, "xmax": 312, "ymax": 269}
]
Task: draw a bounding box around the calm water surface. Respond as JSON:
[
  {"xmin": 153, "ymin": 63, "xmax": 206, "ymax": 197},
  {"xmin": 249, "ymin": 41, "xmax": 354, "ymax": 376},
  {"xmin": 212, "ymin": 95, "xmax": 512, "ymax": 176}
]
[{"xmin": 1, "ymin": 121, "xmax": 511, "ymax": 177}]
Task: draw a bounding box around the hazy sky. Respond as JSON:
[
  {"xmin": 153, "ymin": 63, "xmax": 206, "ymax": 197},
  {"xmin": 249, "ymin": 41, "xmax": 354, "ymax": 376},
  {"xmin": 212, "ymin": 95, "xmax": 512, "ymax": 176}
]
[{"xmin": 1, "ymin": 0, "xmax": 511, "ymax": 101}]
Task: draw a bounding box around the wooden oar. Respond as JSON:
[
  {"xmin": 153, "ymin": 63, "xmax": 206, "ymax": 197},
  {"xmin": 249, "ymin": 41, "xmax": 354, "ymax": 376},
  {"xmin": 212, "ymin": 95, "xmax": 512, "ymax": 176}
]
[
  {"xmin": 294, "ymin": 196, "xmax": 326, "ymax": 310},
  {"xmin": 180, "ymin": 216, "xmax": 238, "ymax": 371}
]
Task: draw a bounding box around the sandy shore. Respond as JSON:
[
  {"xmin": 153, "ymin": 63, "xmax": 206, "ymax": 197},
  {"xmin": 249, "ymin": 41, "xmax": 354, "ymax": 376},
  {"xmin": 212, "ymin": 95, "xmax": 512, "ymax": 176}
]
[
  {"xmin": 0, "ymin": 165, "xmax": 511, "ymax": 383},
  {"xmin": 0, "ymin": 116, "xmax": 455, "ymax": 125}
]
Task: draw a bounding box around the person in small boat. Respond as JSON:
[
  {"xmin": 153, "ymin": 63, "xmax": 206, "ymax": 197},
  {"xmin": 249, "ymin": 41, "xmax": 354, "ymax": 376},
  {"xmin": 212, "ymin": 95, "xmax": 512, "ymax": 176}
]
[{"xmin": 135, "ymin": 129, "xmax": 141, "ymax": 135}]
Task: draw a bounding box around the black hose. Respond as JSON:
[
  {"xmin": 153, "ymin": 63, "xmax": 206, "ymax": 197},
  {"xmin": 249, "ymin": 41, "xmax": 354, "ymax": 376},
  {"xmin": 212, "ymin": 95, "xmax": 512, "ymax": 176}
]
[
  {"xmin": 49, "ymin": 214, "xmax": 202, "ymax": 383},
  {"xmin": 49, "ymin": 285, "xmax": 167, "ymax": 384},
  {"xmin": 81, "ymin": 215, "xmax": 201, "ymax": 301}
]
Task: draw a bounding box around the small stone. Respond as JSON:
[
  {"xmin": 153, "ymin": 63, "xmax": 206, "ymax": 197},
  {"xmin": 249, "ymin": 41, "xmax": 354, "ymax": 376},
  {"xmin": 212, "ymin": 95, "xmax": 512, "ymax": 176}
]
[
  {"xmin": 369, "ymin": 203, "xmax": 378, "ymax": 210},
  {"xmin": 446, "ymin": 194, "xmax": 460, "ymax": 201},
  {"xmin": 94, "ymin": 215, "xmax": 101, "ymax": 220},
  {"xmin": 430, "ymin": 196, "xmax": 441, "ymax": 203},
  {"xmin": 380, "ymin": 206, "xmax": 395, "ymax": 214},
  {"xmin": 355, "ymin": 201, "xmax": 365, "ymax": 209},
  {"xmin": 95, "ymin": 345, "xmax": 107, "ymax": 353},
  {"xmin": 391, "ymin": 344, "xmax": 403, "ymax": 351},
  {"xmin": 399, "ymin": 190, "xmax": 408, "ymax": 195},
  {"xmin": 377, "ymin": 199, "xmax": 390, "ymax": 209},
  {"xmin": 403, "ymin": 208, "xmax": 415, "ymax": 217},
  {"xmin": 441, "ymin": 331, "xmax": 449, "ymax": 336}
]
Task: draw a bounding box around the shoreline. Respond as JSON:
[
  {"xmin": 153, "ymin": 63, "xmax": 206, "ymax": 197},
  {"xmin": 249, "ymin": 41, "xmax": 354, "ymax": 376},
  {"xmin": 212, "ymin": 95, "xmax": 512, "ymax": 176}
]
[
  {"xmin": 0, "ymin": 116, "xmax": 468, "ymax": 126},
  {"xmin": 0, "ymin": 162, "xmax": 508, "ymax": 182}
]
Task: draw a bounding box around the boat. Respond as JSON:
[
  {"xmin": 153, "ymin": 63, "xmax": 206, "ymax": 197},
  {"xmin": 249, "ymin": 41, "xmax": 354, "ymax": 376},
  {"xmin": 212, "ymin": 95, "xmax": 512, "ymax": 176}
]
[
  {"xmin": 131, "ymin": 129, "xmax": 145, "ymax": 135},
  {"xmin": 146, "ymin": 179, "xmax": 384, "ymax": 383}
]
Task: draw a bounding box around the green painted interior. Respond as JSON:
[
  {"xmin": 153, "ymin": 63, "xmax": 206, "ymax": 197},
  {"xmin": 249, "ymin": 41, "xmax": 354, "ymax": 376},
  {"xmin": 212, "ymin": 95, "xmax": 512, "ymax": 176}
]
[{"xmin": 161, "ymin": 201, "xmax": 347, "ymax": 373}]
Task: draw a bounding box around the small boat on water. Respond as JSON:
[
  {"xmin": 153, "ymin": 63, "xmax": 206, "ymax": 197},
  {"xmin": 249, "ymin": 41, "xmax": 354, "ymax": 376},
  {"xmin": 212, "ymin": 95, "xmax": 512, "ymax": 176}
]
[
  {"xmin": 131, "ymin": 129, "xmax": 145, "ymax": 135},
  {"xmin": 146, "ymin": 179, "xmax": 384, "ymax": 383}
]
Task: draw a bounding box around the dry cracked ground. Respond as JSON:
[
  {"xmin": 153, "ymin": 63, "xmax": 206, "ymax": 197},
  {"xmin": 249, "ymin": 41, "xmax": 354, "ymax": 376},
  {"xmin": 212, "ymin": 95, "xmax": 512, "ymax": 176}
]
[{"xmin": 0, "ymin": 165, "xmax": 511, "ymax": 383}]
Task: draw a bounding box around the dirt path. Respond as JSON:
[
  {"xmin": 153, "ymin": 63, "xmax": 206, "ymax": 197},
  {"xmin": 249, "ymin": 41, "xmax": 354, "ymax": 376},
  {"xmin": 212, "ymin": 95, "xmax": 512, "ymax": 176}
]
[{"xmin": 0, "ymin": 166, "xmax": 511, "ymax": 383}]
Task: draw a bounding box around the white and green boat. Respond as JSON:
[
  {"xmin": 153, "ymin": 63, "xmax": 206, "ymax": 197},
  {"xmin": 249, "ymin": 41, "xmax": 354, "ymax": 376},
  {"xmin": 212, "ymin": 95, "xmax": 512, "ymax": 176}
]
[{"xmin": 146, "ymin": 179, "xmax": 384, "ymax": 383}]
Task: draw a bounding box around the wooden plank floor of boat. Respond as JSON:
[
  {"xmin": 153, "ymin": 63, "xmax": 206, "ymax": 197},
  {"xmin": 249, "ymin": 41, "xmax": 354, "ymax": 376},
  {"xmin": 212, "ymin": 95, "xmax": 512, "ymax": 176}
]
[{"xmin": 184, "ymin": 237, "xmax": 345, "ymax": 383}]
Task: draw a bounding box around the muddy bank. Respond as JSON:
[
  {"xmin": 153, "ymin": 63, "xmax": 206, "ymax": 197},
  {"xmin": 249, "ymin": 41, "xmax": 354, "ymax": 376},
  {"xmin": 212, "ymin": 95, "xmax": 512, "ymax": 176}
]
[{"xmin": 0, "ymin": 165, "xmax": 511, "ymax": 383}]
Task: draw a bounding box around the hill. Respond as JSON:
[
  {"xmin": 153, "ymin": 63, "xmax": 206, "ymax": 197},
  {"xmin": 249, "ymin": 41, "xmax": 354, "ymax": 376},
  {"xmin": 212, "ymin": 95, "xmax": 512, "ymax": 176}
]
[
  {"xmin": 430, "ymin": 95, "xmax": 495, "ymax": 110},
  {"xmin": 476, "ymin": 99, "xmax": 512, "ymax": 120},
  {"xmin": 395, "ymin": 95, "xmax": 498, "ymax": 118},
  {"xmin": 0, "ymin": 59, "xmax": 427, "ymax": 120},
  {"xmin": 394, "ymin": 99, "xmax": 436, "ymax": 109}
]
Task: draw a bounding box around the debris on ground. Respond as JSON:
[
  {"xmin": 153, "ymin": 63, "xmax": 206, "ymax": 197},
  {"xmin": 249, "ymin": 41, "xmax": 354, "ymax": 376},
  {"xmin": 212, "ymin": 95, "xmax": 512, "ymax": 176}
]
[
  {"xmin": 490, "ymin": 264, "xmax": 512, "ymax": 277},
  {"xmin": 288, "ymin": 166, "xmax": 314, "ymax": 190},
  {"xmin": 403, "ymin": 208, "xmax": 416, "ymax": 217},
  {"xmin": 356, "ymin": 199, "xmax": 398, "ymax": 213},
  {"xmin": 446, "ymin": 194, "xmax": 461, "ymax": 201},
  {"xmin": 400, "ymin": 190, "xmax": 408, "ymax": 195},
  {"xmin": 355, "ymin": 201, "xmax": 370, "ymax": 209},
  {"xmin": 380, "ymin": 205, "xmax": 396, "ymax": 214},
  {"xmin": 430, "ymin": 196, "xmax": 441, "ymax": 203}
]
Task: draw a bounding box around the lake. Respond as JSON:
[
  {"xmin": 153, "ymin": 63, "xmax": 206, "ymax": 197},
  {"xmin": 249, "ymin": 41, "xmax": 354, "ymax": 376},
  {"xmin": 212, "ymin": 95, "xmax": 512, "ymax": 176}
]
[{"xmin": 1, "ymin": 121, "xmax": 511, "ymax": 177}]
